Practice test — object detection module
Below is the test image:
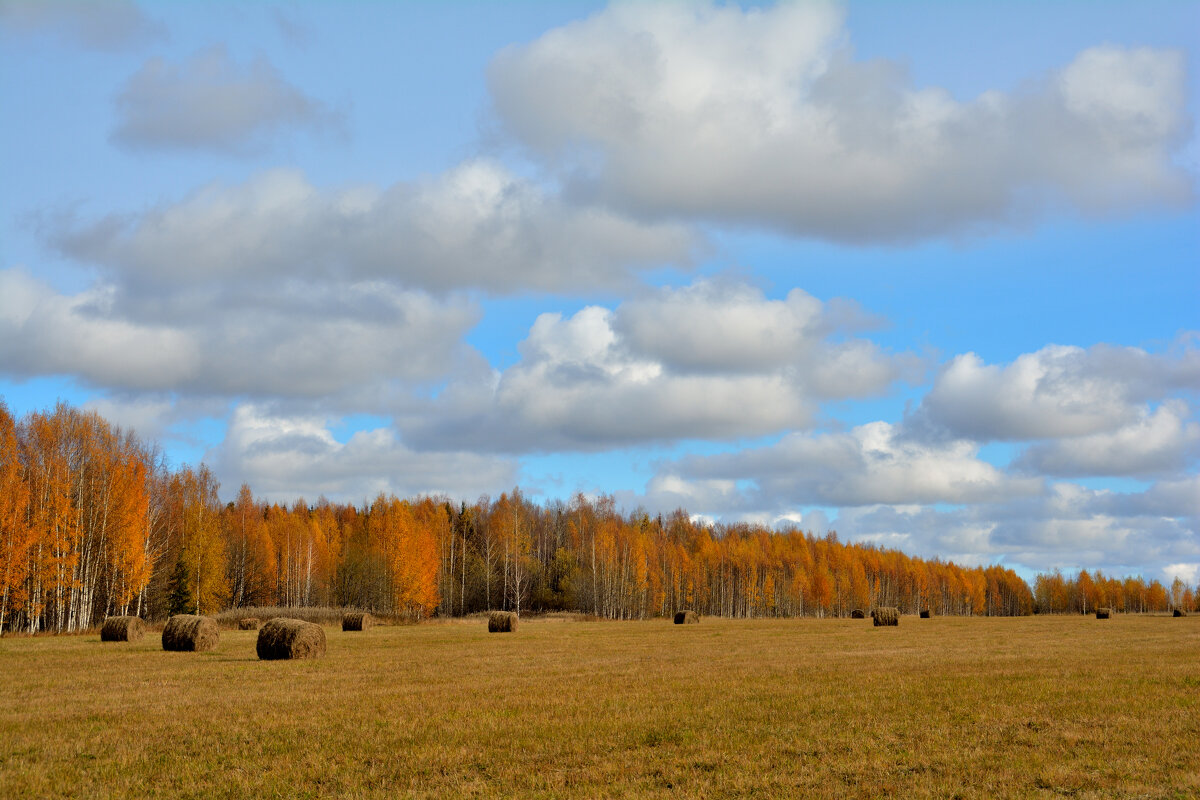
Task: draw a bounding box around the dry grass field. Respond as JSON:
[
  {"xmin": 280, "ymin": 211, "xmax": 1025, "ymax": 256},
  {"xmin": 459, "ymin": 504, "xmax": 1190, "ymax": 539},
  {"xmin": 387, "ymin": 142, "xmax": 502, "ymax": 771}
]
[{"xmin": 1, "ymin": 614, "xmax": 1196, "ymax": 799}]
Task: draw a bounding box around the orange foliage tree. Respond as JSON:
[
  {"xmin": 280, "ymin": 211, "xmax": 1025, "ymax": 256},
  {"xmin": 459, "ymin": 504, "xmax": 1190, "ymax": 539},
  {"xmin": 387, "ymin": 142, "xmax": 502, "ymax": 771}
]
[
  {"xmin": 0, "ymin": 401, "xmax": 32, "ymax": 634},
  {"xmin": 4, "ymin": 398, "xmax": 1194, "ymax": 632}
]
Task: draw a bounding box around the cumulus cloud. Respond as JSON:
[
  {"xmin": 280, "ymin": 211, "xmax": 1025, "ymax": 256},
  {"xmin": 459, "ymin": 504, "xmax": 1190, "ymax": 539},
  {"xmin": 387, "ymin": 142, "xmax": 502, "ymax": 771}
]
[
  {"xmin": 820, "ymin": 505, "xmax": 1000, "ymax": 566},
  {"xmin": 488, "ymin": 2, "xmax": 1193, "ymax": 241},
  {"xmin": 990, "ymin": 483, "xmax": 1143, "ymax": 556},
  {"xmin": 1014, "ymin": 400, "xmax": 1200, "ymax": 477},
  {"xmin": 987, "ymin": 482, "xmax": 1200, "ymax": 573},
  {"xmin": 635, "ymin": 477, "xmax": 1197, "ymax": 577},
  {"xmin": 825, "ymin": 484, "xmax": 1199, "ymax": 576},
  {"xmin": 0, "ymin": 267, "xmax": 478, "ymax": 400},
  {"xmin": 403, "ymin": 280, "xmax": 915, "ymax": 451},
  {"xmin": 642, "ymin": 421, "xmax": 1041, "ymax": 511},
  {"xmin": 908, "ymin": 343, "xmax": 1200, "ymax": 442},
  {"xmin": 410, "ymin": 306, "xmax": 816, "ymax": 450},
  {"xmin": 111, "ymin": 45, "xmax": 342, "ymax": 154},
  {"xmin": 82, "ymin": 393, "xmax": 226, "ymax": 446},
  {"xmin": 0, "ymin": 0, "xmax": 163, "ymax": 51},
  {"xmin": 612, "ymin": 330, "xmax": 1199, "ymax": 573},
  {"xmin": 1089, "ymin": 475, "xmax": 1200, "ymax": 521},
  {"xmin": 609, "ymin": 281, "xmax": 902, "ymax": 397},
  {"xmin": 612, "ymin": 282, "xmax": 829, "ymax": 373},
  {"xmin": 1163, "ymin": 563, "xmax": 1199, "ymax": 586},
  {"xmin": 211, "ymin": 405, "xmax": 517, "ymax": 504},
  {"xmin": 50, "ymin": 161, "xmax": 698, "ymax": 293}
]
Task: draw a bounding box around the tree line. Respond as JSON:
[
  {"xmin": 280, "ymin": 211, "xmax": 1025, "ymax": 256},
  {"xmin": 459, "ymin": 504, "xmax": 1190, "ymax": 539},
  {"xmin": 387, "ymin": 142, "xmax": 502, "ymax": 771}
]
[
  {"xmin": 1032, "ymin": 568, "xmax": 1193, "ymax": 615},
  {"xmin": 0, "ymin": 400, "xmax": 1192, "ymax": 634}
]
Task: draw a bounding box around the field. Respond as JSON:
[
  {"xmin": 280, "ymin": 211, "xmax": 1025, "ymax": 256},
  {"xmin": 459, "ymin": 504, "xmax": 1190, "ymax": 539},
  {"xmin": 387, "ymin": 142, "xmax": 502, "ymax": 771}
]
[{"xmin": 1, "ymin": 614, "xmax": 1197, "ymax": 799}]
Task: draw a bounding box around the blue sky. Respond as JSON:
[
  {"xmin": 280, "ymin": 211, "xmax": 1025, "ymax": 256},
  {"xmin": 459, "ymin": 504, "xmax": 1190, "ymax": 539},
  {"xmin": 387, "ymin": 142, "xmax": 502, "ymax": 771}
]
[{"xmin": 1, "ymin": 0, "xmax": 1197, "ymax": 584}]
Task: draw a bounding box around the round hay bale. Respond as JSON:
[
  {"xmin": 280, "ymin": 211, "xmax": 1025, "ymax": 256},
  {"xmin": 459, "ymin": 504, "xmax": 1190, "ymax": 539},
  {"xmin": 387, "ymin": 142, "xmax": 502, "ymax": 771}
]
[
  {"xmin": 871, "ymin": 607, "xmax": 900, "ymax": 627},
  {"xmin": 673, "ymin": 610, "xmax": 700, "ymax": 624},
  {"xmin": 488, "ymin": 611, "xmax": 518, "ymax": 633},
  {"xmin": 100, "ymin": 616, "xmax": 145, "ymax": 642},
  {"xmin": 1173, "ymin": 609, "xmax": 1186, "ymax": 618},
  {"xmin": 161, "ymin": 614, "xmax": 220, "ymax": 652},
  {"xmin": 342, "ymin": 612, "xmax": 374, "ymax": 632},
  {"xmin": 1095, "ymin": 608, "xmax": 1111, "ymax": 619},
  {"xmin": 850, "ymin": 609, "xmax": 865, "ymax": 619},
  {"xmin": 919, "ymin": 610, "xmax": 932, "ymax": 619},
  {"xmin": 256, "ymin": 618, "xmax": 326, "ymax": 660},
  {"xmin": 238, "ymin": 617, "xmax": 260, "ymax": 630}
]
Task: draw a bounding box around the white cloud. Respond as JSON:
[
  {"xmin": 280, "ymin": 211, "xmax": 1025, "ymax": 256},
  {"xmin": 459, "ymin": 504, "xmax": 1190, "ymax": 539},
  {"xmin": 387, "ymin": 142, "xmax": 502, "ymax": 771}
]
[
  {"xmin": 739, "ymin": 480, "xmax": 1199, "ymax": 577},
  {"xmin": 0, "ymin": 267, "xmax": 477, "ymax": 399},
  {"xmin": 653, "ymin": 421, "xmax": 1041, "ymax": 509},
  {"xmin": 488, "ymin": 3, "xmax": 1193, "ymax": 241},
  {"xmin": 420, "ymin": 305, "xmax": 816, "ymax": 450},
  {"xmin": 82, "ymin": 395, "xmax": 178, "ymax": 442},
  {"xmin": 403, "ymin": 280, "xmax": 914, "ymax": 451},
  {"xmin": 909, "ymin": 343, "xmax": 1200, "ymax": 442},
  {"xmin": 111, "ymin": 45, "xmax": 342, "ymax": 154},
  {"xmin": 824, "ymin": 504, "xmax": 999, "ymax": 566},
  {"xmin": 1014, "ymin": 400, "xmax": 1200, "ymax": 477},
  {"xmin": 81, "ymin": 393, "xmax": 227, "ymax": 446},
  {"xmin": 987, "ymin": 482, "xmax": 1200, "ymax": 573},
  {"xmin": 612, "ymin": 282, "xmax": 827, "ymax": 373},
  {"xmin": 1162, "ymin": 563, "xmax": 1199, "ymax": 586},
  {"xmin": 211, "ymin": 405, "xmax": 517, "ymax": 504},
  {"xmin": 1091, "ymin": 475, "xmax": 1200, "ymax": 521},
  {"xmin": 831, "ymin": 502, "xmax": 1167, "ymax": 576},
  {"xmin": 1058, "ymin": 46, "xmax": 1184, "ymax": 150},
  {"xmin": 52, "ymin": 161, "xmax": 698, "ymax": 293},
  {"xmin": 0, "ymin": 0, "xmax": 163, "ymax": 51}
]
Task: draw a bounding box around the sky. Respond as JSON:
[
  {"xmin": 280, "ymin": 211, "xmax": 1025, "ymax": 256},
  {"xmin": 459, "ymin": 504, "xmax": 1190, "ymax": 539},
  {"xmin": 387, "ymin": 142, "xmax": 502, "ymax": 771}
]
[{"xmin": 1, "ymin": 0, "xmax": 1197, "ymax": 585}]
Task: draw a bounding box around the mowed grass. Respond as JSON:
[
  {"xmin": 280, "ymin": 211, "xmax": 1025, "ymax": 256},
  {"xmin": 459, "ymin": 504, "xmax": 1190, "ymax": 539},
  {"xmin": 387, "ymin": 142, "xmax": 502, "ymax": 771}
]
[{"xmin": 1, "ymin": 615, "xmax": 1197, "ymax": 799}]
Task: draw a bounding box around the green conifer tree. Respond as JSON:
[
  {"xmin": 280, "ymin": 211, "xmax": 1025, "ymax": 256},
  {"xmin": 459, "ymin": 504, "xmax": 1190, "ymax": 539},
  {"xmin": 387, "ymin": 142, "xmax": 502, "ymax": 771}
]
[{"xmin": 166, "ymin": 555, "xmax": 192, "ymax": 616}]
